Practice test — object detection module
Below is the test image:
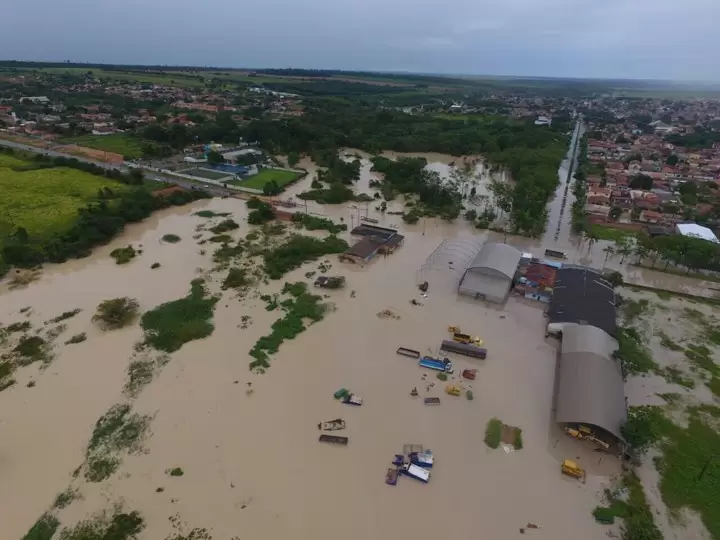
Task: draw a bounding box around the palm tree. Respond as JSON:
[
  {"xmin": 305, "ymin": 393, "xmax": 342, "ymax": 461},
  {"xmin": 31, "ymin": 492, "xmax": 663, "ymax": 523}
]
[
  {"xmin": 603, "ymin": 245, "xmax": 615, "ymax": 263},
  {"xmin": 586, "ymin": 231, "xmax": 599, "ymax": 254}
]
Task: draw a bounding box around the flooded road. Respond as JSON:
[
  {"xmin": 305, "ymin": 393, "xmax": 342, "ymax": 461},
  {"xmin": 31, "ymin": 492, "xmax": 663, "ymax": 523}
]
[{"xmin": 542, "ymin": 120, "xmax": 583, "ymax": 248}]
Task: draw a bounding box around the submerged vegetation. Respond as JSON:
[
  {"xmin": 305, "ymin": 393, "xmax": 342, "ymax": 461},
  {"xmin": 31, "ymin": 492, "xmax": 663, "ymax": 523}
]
[
  {"xmin": 249, "ymin": 282, "xmax": 328, "ymax": 370},
  {"xmin": 291, "ymin": 212, "xmax": 347, "ymax": 233},
  {"xmin": 263, "ymin": 235, "xmax": 348, "ymax": 279},
  {"xmin": 93, "ymin": 297, "xmax": 140, "ymax": 330},
  {"xmin": 57, "ymin": 509, "xmax": 145, "ymax": 540},
  {"xmin": 141, "ymin": 279, "xmax": 218, "ymax": 352},
  {"xmin": 21, "ymin": 513, "xmax": 60, "ymax": 540},
  {"xmin": 162, "ymin": 234, "xmax": 182, "ymax": 243},
  {"xmin": 84, "ymin": 403, "xmax": 151, "ymax": 482},
  {"xmin": 110, "ymin": 245, "xmax": 137, "ymax": 264}
]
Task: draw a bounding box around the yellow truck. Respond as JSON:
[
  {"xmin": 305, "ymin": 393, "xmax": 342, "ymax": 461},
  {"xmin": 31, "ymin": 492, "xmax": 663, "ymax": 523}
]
[
  {"xmin": 445, "ymin": 385, "xmax": 462, "ymax": 397},
  {"xmin": 561, "ymin": 459, "xmax": 586, "ymax": 482}
]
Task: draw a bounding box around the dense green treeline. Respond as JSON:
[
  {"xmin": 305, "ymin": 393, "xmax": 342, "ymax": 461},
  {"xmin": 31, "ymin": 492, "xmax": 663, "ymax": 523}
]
[{"xmin": 244, "ymin": 102, "xmax": 567, "ymax": 234}]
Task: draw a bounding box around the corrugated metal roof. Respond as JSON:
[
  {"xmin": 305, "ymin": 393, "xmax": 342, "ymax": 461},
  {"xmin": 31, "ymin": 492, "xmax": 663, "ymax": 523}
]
[
  {"xmin": 467, "ymin": 242, "xmax": 522, "ymax": 280},
  {"xmin": 555, "ymin": 325, "xmax": 626, "ymax": 442}
]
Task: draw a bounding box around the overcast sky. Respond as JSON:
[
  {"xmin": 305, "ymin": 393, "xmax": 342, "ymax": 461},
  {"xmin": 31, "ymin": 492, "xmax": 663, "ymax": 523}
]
[{"xmin": 4, "ymin": 0, "xmax": 720, "ymax": 81}]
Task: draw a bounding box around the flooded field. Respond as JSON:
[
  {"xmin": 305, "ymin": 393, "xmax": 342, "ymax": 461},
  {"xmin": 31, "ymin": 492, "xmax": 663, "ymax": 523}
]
[
  {"xmin": 2, "ymin": 188, "xmax": 624, "ymax": 540},
  {"xmin": 1, "ymin": 151, "xmax": 717, "ymax": 540}
]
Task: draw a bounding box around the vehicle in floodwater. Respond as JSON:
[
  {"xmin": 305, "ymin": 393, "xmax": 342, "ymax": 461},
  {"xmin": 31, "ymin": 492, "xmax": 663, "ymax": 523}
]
[
  {"xmin": 418, "ymin": 356, "xmax": 454, "ymax": 373},
  {"xmin": 401, "ymin": 463, "xmax": 431, "ymax": 483},
  {"xmin": 544, "ymin": 249, "xmax": 568, "ymax": 260}
]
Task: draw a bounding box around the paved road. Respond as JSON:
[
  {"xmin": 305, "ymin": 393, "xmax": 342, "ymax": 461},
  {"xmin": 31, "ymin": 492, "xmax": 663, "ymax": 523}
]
[{"xmin": 0, "ymin": 137, "xmax": 236, "ymax": 197}]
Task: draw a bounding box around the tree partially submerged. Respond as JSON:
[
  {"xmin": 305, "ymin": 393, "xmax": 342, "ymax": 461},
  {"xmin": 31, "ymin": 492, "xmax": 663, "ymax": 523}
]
[{"xmin": 93, "ymin": 297, "xmax": 140, "ymax": 330}]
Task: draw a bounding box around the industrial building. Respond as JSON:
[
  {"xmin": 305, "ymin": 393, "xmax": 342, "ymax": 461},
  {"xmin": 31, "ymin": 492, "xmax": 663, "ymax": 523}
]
[
  {"xmin": 554, "ymin": 324, "xmax": 627, "ymax": 450},
  {"xmin": 546, "ymin": 268, "xmax": 617, "ymax": 338},
  {"xmin": 457, "ymin": 242, "xmax": 522, "ymax": 303}
]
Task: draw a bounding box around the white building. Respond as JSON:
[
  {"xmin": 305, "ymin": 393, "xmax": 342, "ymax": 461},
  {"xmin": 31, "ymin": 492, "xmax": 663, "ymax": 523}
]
[{"xmin": 676, "ymin": 223, "xmax": 719, "ymax": 243}]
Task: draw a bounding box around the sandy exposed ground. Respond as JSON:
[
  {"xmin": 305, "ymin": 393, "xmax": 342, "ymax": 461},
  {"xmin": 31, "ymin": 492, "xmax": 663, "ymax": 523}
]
[{"xmin": 1, "ymin": 154, "xmax": 713, "ymax": 540}]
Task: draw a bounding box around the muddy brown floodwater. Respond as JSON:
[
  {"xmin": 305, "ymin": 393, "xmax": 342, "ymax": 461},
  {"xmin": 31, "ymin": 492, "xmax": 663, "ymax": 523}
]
[{"xmin": 0, "ymin": 152, "xmax": 707, "ymax": 540}]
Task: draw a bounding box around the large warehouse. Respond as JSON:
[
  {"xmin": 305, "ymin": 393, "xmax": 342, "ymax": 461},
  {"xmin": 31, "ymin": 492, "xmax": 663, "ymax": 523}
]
[
  {"xmin": 555, "ymin": 324, "xmax": 627, "ymax": 451},
  {"xmin": 458, "ymin": 242, "xmax": 522, "ymax": 303}
]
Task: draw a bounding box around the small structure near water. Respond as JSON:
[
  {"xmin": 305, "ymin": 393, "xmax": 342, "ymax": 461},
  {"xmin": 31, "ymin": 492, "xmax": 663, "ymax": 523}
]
[{"xmin": 340, "ymin": 224, "xmax": 404, "ymax": 264}]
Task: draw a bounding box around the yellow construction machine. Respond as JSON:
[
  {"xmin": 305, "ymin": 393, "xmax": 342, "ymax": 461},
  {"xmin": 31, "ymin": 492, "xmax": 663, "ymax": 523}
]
[{"xmin": 561, "ymin": 459, "xmax": 586, "ymax": 483}]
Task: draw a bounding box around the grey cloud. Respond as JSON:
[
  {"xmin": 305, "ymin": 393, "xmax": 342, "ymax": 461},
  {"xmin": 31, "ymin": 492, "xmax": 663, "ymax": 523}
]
[{"xmin": 2, "ymin": 0, "xmax": 719, "ymax": 80}]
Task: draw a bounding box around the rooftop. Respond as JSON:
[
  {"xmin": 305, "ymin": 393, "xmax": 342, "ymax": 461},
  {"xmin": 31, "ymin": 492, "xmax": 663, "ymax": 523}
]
[
  {"xmin": 548, "ymin": 268, "xmax": 617, "ymax": 338},
  {"xmin": 676, "ymin": 223, "xmax": 719, "ymax": 243}
]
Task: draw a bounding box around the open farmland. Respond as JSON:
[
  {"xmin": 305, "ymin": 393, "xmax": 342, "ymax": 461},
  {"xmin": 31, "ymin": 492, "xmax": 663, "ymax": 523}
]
[
  {"xmin": 229, "ymin": 168, "xmax": 300, "ymax": 190},
  {"xmin": 63, "ymin": 133, "xmax": 144, "ymax": 159},
  {"xmin": 0, "ymin": 154, "xmax": 128, "ymax": 239}
]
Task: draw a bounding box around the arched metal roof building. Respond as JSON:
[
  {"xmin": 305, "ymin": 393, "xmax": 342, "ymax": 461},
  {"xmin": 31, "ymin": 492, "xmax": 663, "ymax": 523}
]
[{"xmin": 458, "ymin": 242, "xmax": 522, "ymax": 303}]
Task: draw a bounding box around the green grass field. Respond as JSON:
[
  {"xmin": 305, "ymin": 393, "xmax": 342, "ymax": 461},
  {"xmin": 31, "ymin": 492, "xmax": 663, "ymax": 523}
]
[
  {"xmin": 229, "ymin": 169, "xmax": 300, "ymax": 190},
  {"xmin": 0, "ymin": 154, "xmax": 128, "ymax": 239},
  {"xmin": 63, "ymin": 133, "xmax": 144, "ymax": 159},
  {"xmin": 41, "ymin": 67, "xmax": 206, "ymax": 88}
]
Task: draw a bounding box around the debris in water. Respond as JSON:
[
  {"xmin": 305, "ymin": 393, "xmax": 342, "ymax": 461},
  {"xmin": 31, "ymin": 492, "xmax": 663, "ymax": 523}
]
[
  {"xmin": 377, "ymin": 309, "xmax": 400, "ymax": 320},
  {"xmin": 350, "ymin": 290, "xmax": 357, "ymax": 298}
]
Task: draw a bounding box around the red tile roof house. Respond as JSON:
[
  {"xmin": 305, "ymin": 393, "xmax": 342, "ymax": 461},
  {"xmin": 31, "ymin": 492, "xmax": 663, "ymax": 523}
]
[
  {"xmin": 639, "ymin": 210, "xmax": 663, "ymax": 224},
  {"xmin": 607, "ymin": 161, "xmax": 625, "ymax": 171}
]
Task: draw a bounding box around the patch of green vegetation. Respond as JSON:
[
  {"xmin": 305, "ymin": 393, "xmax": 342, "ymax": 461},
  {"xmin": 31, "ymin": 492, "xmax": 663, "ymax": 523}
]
[
  {"xmin": 110, "ymin": 245, "xmax": 138, "ymax": 265},
  {"xmin": 0, "ymin": 377, "xmax": 16, "ymax": 391},
  {"xmin": 247, "ymin": 198, "xmax": 276, "ymax": 225},
  {"xmin": 436, "ymin": 372, "xmax": 448, "ymax": 381},
  {"xmin": 162, "ymin": 234, "xmax": 182, "ymax": 243},
  {"xmin": 513, "ymin": 428, "xmax": 523, "ymax": 450},
  {"xmin": 167, "ymin": 467, "xmax": 184, "ymax": 477},
  {"xmin": 46, "ymin": 308, "xmax": 82, "ymax": 324},
  {"xmin": 660, "ymin": 366, "xmax": 695, "ymax": 389},
  {"xmin": 657, "ymin": 392, "xmax": 682, "ymax": 405},
  {"xmin": 592, "ymin": 473, "xmax": 661, "ymax": 539},
  {"xmin": 222, "ymin": 268, "xmax": 252, "ymax": 290},
  {"xmin": 484, "ymin": 418, "xmax": 503, "ymax": 449},
  {"xmin": 165, "ymin": 529, "xmax": 212, "ymax": 540},
  {"xmin": 685, "ymin": 344, "xmax": 718, "ymax": 376},
  {"xmin": 290, "ymin": 213, "xmax": 348, "ymax": 234},
  {"xmin": 58, "ymin": 509, "xmax": 145, "ymax": 540},
  {"xmin": 93, "ymin": 297, "xmax": 140, "ymax": 330},
  {"xmin": 230, "ymin": 168, "xmax": 299, "ymax": 190},
  {"xmin": 657, "ymin": 330, "xmax": 683, "ymax": 351},
  {"xmin": 621, "ymin": 298, "xmax": 650, "ymax": 324},
  {"xmin": 141, "ymin": 279, "xmax": 218, "ymax": 352},
  {"xmin": 151, "ymin": 262, "xmax": 161, "ymax": 269},
  {"xmin": 621, "ymin": 405, "xmax": 670, "ymax": 454},
  {"xmin": 263, "ymin": 235, "xmax": 348, "ymax": 279},
  {"xmin": 587, "ymin": 223, "xmax": 637, "ymax": 242},
  {"xmin": 5, "ymin": 320, "xmax": 32, "ymax": 333},
  {"xmin": 85, "ymin": 455, "xmax": 120, "ymax": 483},
  {"xmin": 212, "ymin": 242, "xmax": 243, "ymax": 265},
  {"xmin": 21, "ymin": 513, "xmax": 60, "ymax": 540},
  {"xmin": 13, "ymin": 335, "xmax": 50, "ymax": 365},
  {"xmin": 249, "ymin": 282, "xmax": 327, "ymax": 370},
  {"xmin": 616, "ymin": 327, "xmax": 659, "ymax": 376},
  {"xmin": 124, "ymin": 357, "xmax": 168, "ymax": 398},
  {"xmin": 706, "ymin": 377, "xmax": 720, "ymax": 398},
  {"xmin": 65, "ymin": 332, "xmax": 87, "ymax": 345},
  {"xmin": 87, "ymin": 403, "xmax": 150, "ymax": 454},
  {"xmin": 194, "ymin": 210, "xmax": 232, "ymax": 218},
  {"xmin": 209, "ymin": 218, "xmax": 239, "ymax": 234},
  {"xmin": 64, "ymin": 133, "xmax": 144, "ymax": 159},
  {"xmin": 657, "ymin": 410, "xmax": 720, "ymax": 539},
  {"xmin": 0, "ymin": 154, "xmax": 129, "ymax": 240},
  {"xmin": 53, "ymin": 487, "xmax": 80, "ymax": 509},
  {"xmin": 208, "ymin": 234, "xmax": 233, "ymax": 243}
]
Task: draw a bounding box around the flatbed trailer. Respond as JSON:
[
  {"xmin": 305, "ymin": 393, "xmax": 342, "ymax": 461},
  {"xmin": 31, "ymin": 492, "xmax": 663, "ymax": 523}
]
[{"xmin": 319, "ymin": 434, "xmax": 349, "ymax": 445}]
